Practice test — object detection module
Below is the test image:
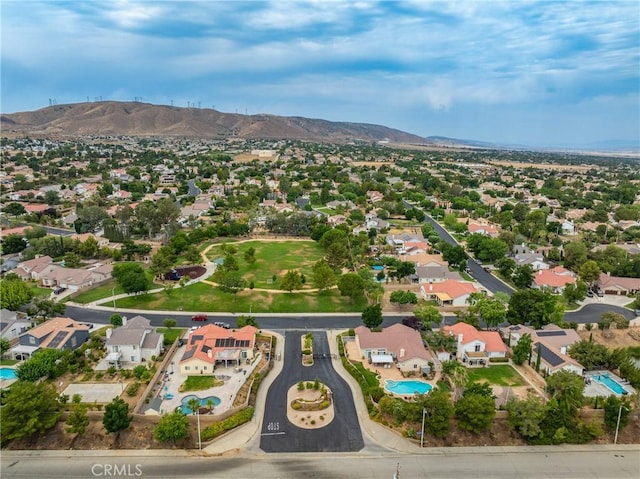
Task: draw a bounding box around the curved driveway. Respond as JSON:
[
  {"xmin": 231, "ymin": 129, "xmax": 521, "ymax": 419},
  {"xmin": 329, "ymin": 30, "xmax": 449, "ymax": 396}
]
[{"xmin": 259, "ymin": 331, "xmax": 364, "ymax": 453}]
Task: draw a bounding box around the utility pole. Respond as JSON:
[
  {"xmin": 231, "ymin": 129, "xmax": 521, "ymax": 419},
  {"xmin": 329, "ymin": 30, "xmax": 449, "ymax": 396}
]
[
  {"xmin": 614, "ymin": 403, "xmax": 629, "ymax": 444},
  {"xmin": 420, "ymin": 408, "xmax": 426, "ymax": 447}
]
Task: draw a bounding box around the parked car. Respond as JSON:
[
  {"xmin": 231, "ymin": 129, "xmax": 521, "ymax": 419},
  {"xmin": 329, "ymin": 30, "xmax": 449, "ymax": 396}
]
[
  {"xmin": 586, "ymin": 289, "xmax": 594, "ymax": 298},
  {"xmin": 191, "ymin": 314, "xmax": 208, "ymax": 321},
  {"xmin": 53, "ymin": 286, "xmax": 67, "ymax": 295},
  {"xmin": 402, "ymin": 316, "xmax": 426, "ymax": 331},
  {"xmin": 214, "ymin": 321, "xmax": 231, "ymax": 329}
]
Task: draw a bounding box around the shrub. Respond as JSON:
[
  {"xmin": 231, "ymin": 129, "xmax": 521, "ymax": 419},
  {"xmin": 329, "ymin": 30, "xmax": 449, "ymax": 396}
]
[
  {"xmin": 95, "ymin": 372, "xmax": 104, "ymax": 380},
  {"xmin": 126, "ymin": 382, "xmax": 141, "ymax": 397},
  {"xmin": 201, "ymin": 407, "xmax": 255, "ymax": 441},
  {"xmin": 297, "ymin": 381, "xmax": 305, "ymax": 391},
  {"xmin": 306, "ymin": 382, "xmax": 313, "ymax": 389},
  {"xmin": 489, "ymin": 357, "xmax": 509, "ymax": 363},
  {"xmin": 292, "ymin": 402, "xmax": 303, "ymax": 410},
  {"xmin": 107, "ymin": 365, "xmax": 117, "ymax": 376},
  {"xmin": 120, "ymin": 369, "xmax": 132, "ymax": 379},
  {"xmin": 133, "ymin": 365, "xmax": 147, "ymax": 379}
]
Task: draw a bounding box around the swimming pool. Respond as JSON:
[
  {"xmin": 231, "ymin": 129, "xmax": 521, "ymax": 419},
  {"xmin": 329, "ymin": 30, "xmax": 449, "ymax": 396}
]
[
  {"xmin": 385, "ymin": 379, "xmax": 432, "ymax": 396},
  {"xmin": 180, "ymin": 394, "xmax": 221, "ymax": 414},
  {"xmin": 372, "ymin": 266, "xmax": 384, "ymax": 271},
  {"xmin": 0, "ymin": 368, "xmax": 17, "ymax": 380},
  {"xmin": 592, "ymin": 373, "xmax": 627, "ymax": 395}
]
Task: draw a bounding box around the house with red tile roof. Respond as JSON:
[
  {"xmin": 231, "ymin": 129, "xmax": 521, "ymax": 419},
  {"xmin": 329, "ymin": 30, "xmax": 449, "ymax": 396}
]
[
  {"xmin": 533, "ymin": 266, "xmax": 576, "ymax": 293},
  {"xmin": 179, "ymin": 324, "xmax": 258, "ymax": 375},
  {"xmin": 443, "ymin": 322, "xmax": 507, "ymax": 365},
  {"xmin": 354, "ymin": 323, "xmax": 430, "ymax": 374},
  {"xmin": 14, "ymin": 255, "xmax": 56, "ymax": 281},
  {"xmin": 419, "ymin": 279, "xmax": 478, "ymax": 306},
  {"xmin": 467, "ymin": 220, "xmax": 501, "ymax": 238}
]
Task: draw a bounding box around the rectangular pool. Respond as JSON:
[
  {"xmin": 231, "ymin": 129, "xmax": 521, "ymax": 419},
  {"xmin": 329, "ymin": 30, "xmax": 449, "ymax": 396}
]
[
  {"xmin": 0, "ymin": 368, "xmax": 17, "ymax": 380},
  {"xmin": 592, "ymin": 373, "xmax": 627, "ymax": 395}
]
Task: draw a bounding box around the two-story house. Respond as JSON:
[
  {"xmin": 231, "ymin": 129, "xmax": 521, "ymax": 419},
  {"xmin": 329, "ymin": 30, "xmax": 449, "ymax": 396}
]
[
  {"xmin": 12, "ymin": 317, "xmax": 89, "ymax": 359},
  {"xmin": 104, "ymin": 315, "xmax": 164, "ymax": 368}
]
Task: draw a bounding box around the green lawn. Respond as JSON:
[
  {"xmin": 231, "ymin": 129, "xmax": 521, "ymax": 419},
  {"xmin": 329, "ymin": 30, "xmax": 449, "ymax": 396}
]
[
  {"xmin": 466, "ymin": 365, "xmax": 526, "ymax": 387},
  {"xmin": 157, "ymin": 327, "xmax": 187, "ymax": 346},
  {"xmin": 0, "ymin": 359, "xmax": 19, "ymax": 366},
  {"xmin": 70, "ymin": 267, "xmax": 160, "ymax": 304},
  {"xmin": 28, "ymin": 283, "xmax": 51, "ymax": 298},
  {"xmin": 114, "ymin": 281, "xmax": 367, "ymax": 313},
  {"xmin": 181, "ymin": 376, "xmax": 222, "ymax": 391},
  {"xmin": 205, "ymin": 240, "xmax": 325, "ymax": 290}
]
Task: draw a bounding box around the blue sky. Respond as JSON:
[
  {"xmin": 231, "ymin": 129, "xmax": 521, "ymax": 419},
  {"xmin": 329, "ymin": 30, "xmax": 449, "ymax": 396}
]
[{"xmin": 1, "ymin": 1, "xmax": 639, "ymax": 147}]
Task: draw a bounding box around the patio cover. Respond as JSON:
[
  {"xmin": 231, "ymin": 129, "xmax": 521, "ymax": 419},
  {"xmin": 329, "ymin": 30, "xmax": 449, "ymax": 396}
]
[
  {"xmin": 371, "ymin": 354, "xmax": 394, "ymax": 364},
  {"xmin": 11, "ymin": 345, "xmax": 40, "ymax": 355},
  {"xmin": 106, "ymin": 352, "xmax": 122, "ymax": 362}
]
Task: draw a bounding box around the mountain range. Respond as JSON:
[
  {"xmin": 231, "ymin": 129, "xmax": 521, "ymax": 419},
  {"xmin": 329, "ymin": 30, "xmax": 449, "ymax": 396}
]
[{"xmin": 0, "ymin": 101, "xmax": 430, "ymax": 144}]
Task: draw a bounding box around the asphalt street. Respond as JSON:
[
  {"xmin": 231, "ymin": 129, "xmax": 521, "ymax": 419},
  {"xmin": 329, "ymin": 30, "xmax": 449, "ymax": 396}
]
[
  {"xmin": 2, "ymin": 447, "xmax": 639, "ymax": 479},
  {"xmin": 259, "ymin": 330, "xmax": 364, "ymax": 453}
]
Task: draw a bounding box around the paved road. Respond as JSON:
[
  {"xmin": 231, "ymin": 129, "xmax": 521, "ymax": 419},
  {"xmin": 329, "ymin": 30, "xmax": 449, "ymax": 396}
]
[
  {"xmin": 259, "ymin": 331, "xmax": 363, "ymax": 453},
  {"xmin": 2, "ymin": 447, "xmax": 638, "ymax": 478},
  {"xmin": 422, "ymin": 214, "xmax": 515, "ymax": 296},
  {"xmin": 186, "ymin": 179, "xmax": 201, "ymax": 197}
]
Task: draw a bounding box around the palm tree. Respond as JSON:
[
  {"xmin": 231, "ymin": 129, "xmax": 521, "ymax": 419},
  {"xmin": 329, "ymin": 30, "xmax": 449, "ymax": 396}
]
[
  {"xmin": 187, "ymin": 397, "xmax": 200, "ymax": 415},
  {"xmin": 206, "ymin": 398, "xmax": 215, "ymax": 414},
  {"xmin": 442, "ymin": 360, "xmax": 468, "ymax": 401}
]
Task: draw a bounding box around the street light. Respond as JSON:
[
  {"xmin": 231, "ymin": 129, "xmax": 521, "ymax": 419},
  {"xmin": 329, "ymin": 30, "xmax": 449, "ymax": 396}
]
[
  {"xmin": 614, "ymin": 403, "xmax": 629, "ymax": 444},
  {"xmin": 196, "ymin": 409, "xmax": 202, "ymax": 450},
  {"xmin": 112, "ymin": 287, "xmax": 116, "ymax": 310},
  {"xmin": 420, "ymin": 408, "xmax": 428, "ymax": 447}
]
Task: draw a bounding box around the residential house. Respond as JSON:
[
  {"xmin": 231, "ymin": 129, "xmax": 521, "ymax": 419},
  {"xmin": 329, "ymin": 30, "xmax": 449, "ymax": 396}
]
[
  {"xmin": 0, "ymin": 309, "xmax": 31, "ymax": 342},
  {"xmin": 354, "ymin": 323, "xmax": 430, "ymax": 374},
  {"xmin": 443, "ymin": 322, "xmax": 507, "ymax": 365},
  {"xmin": 597, "ymin": 273, "xmax": 640, "ymax": 296},
  {"xmin": 14, "ymin": 255, "xmax": 56, "ymax": 281},
  {"xmin": 71, "ymin": 232, "xmax": 111, "ymax": 248},
  {"xmin": 532, "ymin": 266, "xmax": 577, "ymax": 293},
  {"xmin": 328, "ymin": 214, "xmax": 347, "ymax": 226},
  {"xmin": 179, "ymin": 324, "xmax": 257, "ymax": 375},
  {"xmin": 366, "ymin": 191, "xmax": 384, "ymax": 203},
  {"xmin": 12, "ymin": 317, "xmax": 89, "ymax": 359},
  {"xmin": 503, "ymin": 323, "xmax": 584, "ymax": 376},
  {"xmin": 104, "ymin": 315, "xmax": 163, "ymax": 367},
  {"xmin": 467, "ymin": 220, "xmax": 501, "ymax": 238},
  {"xmin": 39, "ymin": 263, "xmax": 112, "ymax": 291},
  {"xmin": 419, "ymin": 279, "xmax": 478, "ymax": 306},
  {"xmin": 413, "ymin": 263, "xmax": 462, "ymax": 284},
  {"xmin": 514, "ymin": 250, "xmax": 550, "ymax": 271}
]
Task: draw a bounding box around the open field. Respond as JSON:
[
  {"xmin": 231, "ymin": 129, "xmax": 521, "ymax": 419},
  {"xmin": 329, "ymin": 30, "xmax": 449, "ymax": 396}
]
[{"xmin": 205, "ymin": 240, "xmax": 325, "ymax": 290}]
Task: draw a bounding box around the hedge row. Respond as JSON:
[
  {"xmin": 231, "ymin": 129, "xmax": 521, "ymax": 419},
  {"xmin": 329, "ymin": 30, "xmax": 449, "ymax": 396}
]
[{"xmin": 201, "ymin": 406, "xmax": 255, "ymax": 441}]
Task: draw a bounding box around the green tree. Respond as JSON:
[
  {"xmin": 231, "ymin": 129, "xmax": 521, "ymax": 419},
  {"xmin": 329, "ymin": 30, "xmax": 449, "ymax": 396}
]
[
  {"xmin": 477, "ymin": 297, "xmax": 506, "ymax": 330},
  {"xmin": 244, "ymin": 247, "xmax": 256, "ymax": 265},
  {"xmin": 512, "ymin": 333, "xmax": 533, "ymax": 366},
  {"xmin": 413, "ymin": 301, "xmax": 442, "ymax": 327},
  {"xmin": 0, "ymin": 276, "xmax": 34, "ymax": 310},
  {"xmin": 505, "ymin": 393, "xmax": 546, "ymax": 440},
  {"xmin": 455, "ymin": 393, "xmax": 496, "ymax": 433},
  {"xmin": 442, "ymin": 360, "xmax": 468, "ymax": 401},
  {"xmin": 154, "ymin": 410, "xmax": 190, "ymax": 444},
  {"xmin": 150, "ymin": 246, "xmax": 176, "ymax": 279},
  {"xmin": 338, "ymin": 273, "xmax": 366, "ymax": 303},
  {"xmin": 545, "ymin": 370, "xmax": 585, "ymax": 417},
  {"xmin": 281, "ymin": 270, "xmax": 303, "ymax": 292},
  {"xmin": 1, "ymin": 234, "xmax": 28, "ymax": 254},
  {"xmin": 26, "ymin": 297, "xmax": 66, "ymax": 324},
  {"xmin": 216, "ymin": 271, "xmax": 246, "ymax": 301},
  {"xmin": 110, "ymin": 314, "xmax": 123, "ymax": 328},
  {"xmin": 512, "ymin": 265, "xmax": 534, "ymax": 289},
  {"xmin": 603, "ymin": 396, "xmax": 631, "ymax": 432},
  {"xmin": 507, "ymin": 289, "xmax": 558, "ymax": 329},
  {"xmin": 163, "ymin": 318, "xmax": 177, "ymax": 329},
  {"xmin": 0, "ymin": 381, "xmax": 61, "ymax": 445},
  {"xmin": 563, "ymin": 241, "xmax": 588, "ymax": 271},
  {"xmin": 237, "ymin": 315, "xmax": 259, "ymax": 328},
  {"xmin": 66, "ymin": 404, "xmax": 89, "ymax": 435},
  {"xmin": 113, "ymin": 262, "xmax": 149, "ymax": 295},
  {"xmin": 16, "ymin": 349, "xmax": 67, "ymax": 382},
  {"xmin": 578, "ymin": 260, "xmax": 601, "ymax": 285},
  {"xmin": 312, "ymin": 259, "xmax": 337, "ymax": 291},
  {"xmin": 441, "ymin": 244, "xmax": 468, "ymax": 270},
  {"xmin": 496, "ymin": 257, "xmax": 516, "ymax": 278},
  {"xmin": 567, "ymin": 340, "xmax": 610, "ymax": 370},
  {"xmin": 362, "ymin": 303, "xmax": 383, "ymax": 329},
  {"xmin": 563, "ymin": 282, "xmax": 587, "ymax": 304},
  {"xmin": 3, "ymin": 202, "xmax": 27, "ymax": 216},
  {"xmin": 103, "ymin": 397, "xmax": 132, "ymax": 437},
  {"xmin": 389, "ymin": 290, "xmax": 418, "ymax": 308},
  {"xmin": 0, "ymin": 337, "xmax": 10, "ymax": 356},
  {"xmin": 419, "ymin": 389, "xmax": 454, "ymax": 438}
]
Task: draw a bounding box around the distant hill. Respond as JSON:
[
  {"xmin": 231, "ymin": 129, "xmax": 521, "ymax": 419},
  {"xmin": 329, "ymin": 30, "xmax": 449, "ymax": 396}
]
[{"xmin": 0, "ymin": 101, "xmax": 430, "ymax": 144}]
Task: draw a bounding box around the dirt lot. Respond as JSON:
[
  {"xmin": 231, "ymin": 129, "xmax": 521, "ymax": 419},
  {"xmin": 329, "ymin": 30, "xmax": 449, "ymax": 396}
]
[{"xmin": 578, "ymin": 328, "xmax": 640, "ymax": 349}]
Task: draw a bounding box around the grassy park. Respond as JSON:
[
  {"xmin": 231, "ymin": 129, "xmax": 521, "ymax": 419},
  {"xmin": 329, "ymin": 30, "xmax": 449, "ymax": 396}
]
[
  {"xmin": 205, "ymin": 240, "xmax": 325, "ymax": 289},
  {"xmin": 114, "ymin": 282, "xmax": 367, "ymax": 313}
]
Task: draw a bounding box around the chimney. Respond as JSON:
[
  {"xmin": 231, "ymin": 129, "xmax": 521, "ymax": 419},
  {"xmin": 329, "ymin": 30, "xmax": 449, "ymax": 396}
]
[
  {"xmin": 560, "ymin": 346, "xmax": 567, "ymax": 355},
  {"xmin": 399, "ymin": 348, "xmax": 405, "ymax": 358},
  {"xmin": 122, "ymin": 316, "xmax": 127, "ymax": 327},
  {"xmin": 207, "ymin": 350, "xmax": 212, "ymax": 358},
  {"xmin": 429, "ymin": 283, "xmax": 433, "ymax": 291},
  {"xmin": 106, "ymin": 328, "xmax": 112, "ymax": 339}
]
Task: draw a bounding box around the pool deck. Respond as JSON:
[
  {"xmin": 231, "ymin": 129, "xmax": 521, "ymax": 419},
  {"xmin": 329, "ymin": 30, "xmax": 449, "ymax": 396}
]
[{"xmin": 584, "ymin": 370, "xmax": 636, "ymax": 397}]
